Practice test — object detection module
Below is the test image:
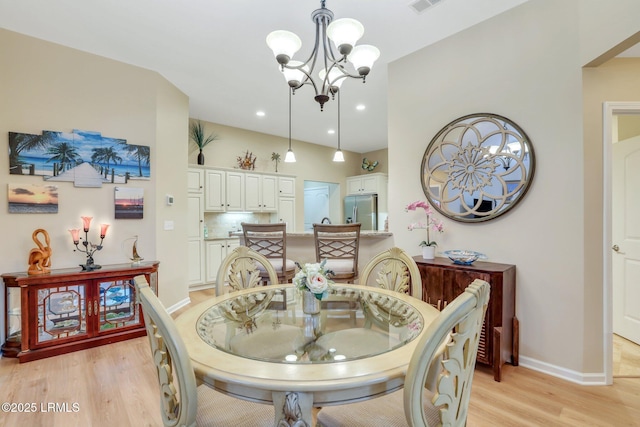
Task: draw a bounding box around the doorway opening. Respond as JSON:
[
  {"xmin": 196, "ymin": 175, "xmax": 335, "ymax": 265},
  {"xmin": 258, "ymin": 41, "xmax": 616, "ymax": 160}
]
[
  {"xmin": 303, "ymin": 181, "xmax": 341, "ymax": 231},
  {"xmin": 603, "ymin": 102, "xmax": 640, "ymax": 383}
]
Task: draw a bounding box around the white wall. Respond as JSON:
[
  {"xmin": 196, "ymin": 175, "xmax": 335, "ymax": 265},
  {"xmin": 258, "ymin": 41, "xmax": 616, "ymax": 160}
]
[
  {"xmin": 387, "ymin": 0, "xmax": 640, "ymax": 381},
  {"xmin": 0, "ymin": 29, "xmax": 190, "ymax": 344}
]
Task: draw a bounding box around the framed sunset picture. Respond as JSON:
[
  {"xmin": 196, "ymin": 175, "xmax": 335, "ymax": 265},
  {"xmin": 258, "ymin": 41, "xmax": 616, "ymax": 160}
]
[
  {"xmin": 8, "ymin": 183, "xmax": 58, "ymax": 214},
  {"xmin": 115, "ymin": 187, "xmax": 144, "ymax": 219}
]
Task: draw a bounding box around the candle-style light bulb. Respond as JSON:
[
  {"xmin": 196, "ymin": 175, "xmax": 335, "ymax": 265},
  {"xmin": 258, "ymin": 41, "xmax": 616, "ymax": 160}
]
[
  {"xmin": 81, "ymin": 216, "xmax": 93, "ymax": 232},
  {"xmin": 100, "ymin": 224, "xmax": 109, "ymax": 238}
]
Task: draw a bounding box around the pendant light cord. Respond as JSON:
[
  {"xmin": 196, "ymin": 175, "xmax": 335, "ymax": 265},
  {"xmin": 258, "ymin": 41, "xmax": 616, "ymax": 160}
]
[{"xmin": 289, "ymin": 88, "xmax": 292, "ymax": 150}]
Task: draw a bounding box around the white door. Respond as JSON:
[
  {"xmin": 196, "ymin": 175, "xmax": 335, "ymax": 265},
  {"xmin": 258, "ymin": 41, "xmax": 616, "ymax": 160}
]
[
  {"xmin": 612, "ymin": 135, "xmax": 640, "ymax": 345},
  {"xmin": 304, "ymin": 186, "xmax": 329, "ymax": 230}
]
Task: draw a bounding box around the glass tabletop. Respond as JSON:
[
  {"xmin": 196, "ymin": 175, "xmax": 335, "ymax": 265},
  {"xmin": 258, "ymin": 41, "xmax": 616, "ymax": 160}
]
[{"xmin": 196, "ymin": 285, "xmax": 424, "ymax": 364}]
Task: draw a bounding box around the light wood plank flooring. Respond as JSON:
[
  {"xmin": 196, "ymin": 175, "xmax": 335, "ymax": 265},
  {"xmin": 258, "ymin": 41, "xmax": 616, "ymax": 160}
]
[{"xmin": 1, "ymin": 289, "xmax": 638, "ymax": 427}]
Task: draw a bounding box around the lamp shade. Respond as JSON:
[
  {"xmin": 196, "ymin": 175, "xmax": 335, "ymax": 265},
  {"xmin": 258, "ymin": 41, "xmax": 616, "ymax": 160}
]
[
  {"xmin": 333, "ymin": 149, "xmax": 345, "ymax": 162},
  {"xmin": 327, "ymin": 18, "xmax": 364, "ymax": 55},
  {"xmin": 284, "ymin": 149, "xmax": 296, "ymax": 163},
  {"xmin": 266, "ymin": 30, "xmax": 302, "ymax": 64},
  {"xmin": 283, "ymin": 60, "xmax": 309, "ymax": 87},
  {"xmin": 319, "ymin": 68, "xmax": 345, "ymax": 90},
  {"xmin": 349, "ymin": 44, "xmax": 380, "ymax": 76}
]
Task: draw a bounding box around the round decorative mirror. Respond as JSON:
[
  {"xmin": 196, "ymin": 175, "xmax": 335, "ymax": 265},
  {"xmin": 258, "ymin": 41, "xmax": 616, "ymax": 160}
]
[{"xmin": 421, "ymin": 113, "xmax": 535, "ymax": 222}]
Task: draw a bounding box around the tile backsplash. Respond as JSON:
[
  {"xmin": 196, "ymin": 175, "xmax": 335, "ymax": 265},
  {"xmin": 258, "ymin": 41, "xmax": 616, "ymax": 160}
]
[{"xmin": 204, "ymin": 212, "xmax": 273, "ymax": 238}]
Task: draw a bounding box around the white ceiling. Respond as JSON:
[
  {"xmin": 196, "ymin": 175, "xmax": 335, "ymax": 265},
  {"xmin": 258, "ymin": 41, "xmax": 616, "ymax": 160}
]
[{"xmin": 0, "ymin": 0, "xmax": 636, "ymax": 153}]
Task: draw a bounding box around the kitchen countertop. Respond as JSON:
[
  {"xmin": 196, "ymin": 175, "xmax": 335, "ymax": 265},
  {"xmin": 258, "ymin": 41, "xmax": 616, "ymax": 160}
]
[{"xmin": 227, "ymin": 231, "xmax": 393, "ymax": 238}]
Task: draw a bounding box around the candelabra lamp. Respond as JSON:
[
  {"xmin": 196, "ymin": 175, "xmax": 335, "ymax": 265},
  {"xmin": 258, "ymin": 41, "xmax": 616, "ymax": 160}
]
[{"xmin": 69, "ymin": 216, "xmax": 109, "ymax": 271}]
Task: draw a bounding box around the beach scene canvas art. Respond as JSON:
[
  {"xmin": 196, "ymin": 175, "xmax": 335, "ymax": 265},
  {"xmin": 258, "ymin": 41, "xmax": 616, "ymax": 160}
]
[
  {"xmin": 8, "ymin": 129, "xmax": 150, "ymax": 188},
  {"xmin": 8, "ymin": 183, "xmax": 59, "ymax": 214}
]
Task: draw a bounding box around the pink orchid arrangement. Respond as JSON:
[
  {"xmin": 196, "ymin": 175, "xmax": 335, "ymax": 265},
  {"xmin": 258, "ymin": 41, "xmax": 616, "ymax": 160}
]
[{"xmin": 406, "ymin": 200, "xmax": 444, "ymax": 247}]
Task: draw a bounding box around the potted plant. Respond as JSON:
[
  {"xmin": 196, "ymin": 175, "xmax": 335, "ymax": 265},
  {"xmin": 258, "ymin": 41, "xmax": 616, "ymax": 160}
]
[
  {"xmin": 406, "ymin": 200, "xmax": 444, "ymax": 259},
  {"xmin": 189, "ymin": 120, "xmax": 219, "ymax": 165}
]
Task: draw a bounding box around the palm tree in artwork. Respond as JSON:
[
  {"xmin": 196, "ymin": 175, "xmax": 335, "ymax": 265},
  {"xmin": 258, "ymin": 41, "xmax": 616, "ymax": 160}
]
[
  {"xmin": 45, "ymin": 142, "xmax": 80, "ymax": 172},
  {"xmin": 8, "ymin": 132, "xmax": 49, "ymax": 174},
  {"xmin": 91, "ymin": 146, "xmax": 123, "ymax": 176},
  {"xmin": 121, "ymin": 143, "xmax": 150, "ymax": 177}
]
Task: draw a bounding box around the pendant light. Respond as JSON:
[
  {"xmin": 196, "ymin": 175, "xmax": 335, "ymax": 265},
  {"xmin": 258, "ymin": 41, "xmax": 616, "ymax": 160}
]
[
  {"xmin": 284, "ymin": 88, "xmax": 296, "ymax": 162},
  {"xmin": 333, "ymin": 90, "xmax": 345, "ymax": 162}
]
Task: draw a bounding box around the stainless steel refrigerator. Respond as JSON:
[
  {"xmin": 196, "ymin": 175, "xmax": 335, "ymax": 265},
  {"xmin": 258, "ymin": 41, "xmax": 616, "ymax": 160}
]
[{"xmin": 344, "ymin": 194, "xmax": 378, "ymax": 230}]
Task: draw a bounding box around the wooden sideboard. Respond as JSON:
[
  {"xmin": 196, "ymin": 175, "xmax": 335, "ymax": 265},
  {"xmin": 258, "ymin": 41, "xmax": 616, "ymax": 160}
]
[
  {"xmin": 413, "ymin": 256, "xmax": 517, "ymax": 381},
  {"xmin": 1, "ymin": 262, "xmax": 159, "ymax": 362}
]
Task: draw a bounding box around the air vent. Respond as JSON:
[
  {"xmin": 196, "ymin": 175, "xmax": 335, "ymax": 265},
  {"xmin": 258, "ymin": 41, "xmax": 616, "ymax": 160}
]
[{"xmin": 409, "ymin": 0, "xmax": 443, "ymax": 14}]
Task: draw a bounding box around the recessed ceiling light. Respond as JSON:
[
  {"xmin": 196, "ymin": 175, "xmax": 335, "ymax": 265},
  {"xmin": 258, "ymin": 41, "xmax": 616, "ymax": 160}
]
[
  {"xmin": 327, "ymin": 129, "xmax": 335, "ymax": 135},
  {"xmin": 356, "ymin": 104, "xmax": 366, "ymax": 111},
  {"xmin": 256, "ymin": 111, "xmax": 266, "ymax": 117}
]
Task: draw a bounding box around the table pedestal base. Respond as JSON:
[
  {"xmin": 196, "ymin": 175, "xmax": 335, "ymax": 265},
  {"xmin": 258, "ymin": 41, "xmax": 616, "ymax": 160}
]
[{"xmin": 273, "ymin": 391, "xmax": 316, "ymax": 427}]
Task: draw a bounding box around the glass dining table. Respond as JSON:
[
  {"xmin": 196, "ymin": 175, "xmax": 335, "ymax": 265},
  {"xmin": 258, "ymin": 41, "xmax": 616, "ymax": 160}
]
[{"xmin": 174, "ymin": 284, "xmax": 440, "ymax": 426}]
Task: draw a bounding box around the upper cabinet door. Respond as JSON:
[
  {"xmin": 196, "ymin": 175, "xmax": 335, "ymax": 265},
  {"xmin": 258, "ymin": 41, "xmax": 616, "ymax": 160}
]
[
  {"xmin": 261, "ymin": 175, "xmax": 278, "ymax": 211},
  {"xmin": 278, "ymin": 176, "xmax": 296, "ymax": 197},
  {"xmin": 245, "ymin": 174, "xmax": 262, "ymax": 211},
  {"xmin": 225, "ymin": 171, "xmax": 244, "ymax": 211},
  {"xmin": 187, "ymin": 168, "xmax": 204, "ymax": 193},
  {"xmin": 205, "ymin": 170, "xmax": 225, "ymax": 211}
]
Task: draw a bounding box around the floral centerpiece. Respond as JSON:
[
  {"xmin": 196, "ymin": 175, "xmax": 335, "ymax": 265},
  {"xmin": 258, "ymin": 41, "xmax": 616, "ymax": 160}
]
[
  {"xmin": 406, "ymin": 200, "xmax": 444, "ymax": 253},
  {"xmin": 293, "ymin": 260, "xmax": 334, "ymax": 301}
]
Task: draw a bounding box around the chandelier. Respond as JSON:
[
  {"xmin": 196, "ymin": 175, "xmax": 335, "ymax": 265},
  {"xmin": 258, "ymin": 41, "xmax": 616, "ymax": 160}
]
[{"xmin": 266, "ymin": 0, "xmax": 380, "ymax": 111}]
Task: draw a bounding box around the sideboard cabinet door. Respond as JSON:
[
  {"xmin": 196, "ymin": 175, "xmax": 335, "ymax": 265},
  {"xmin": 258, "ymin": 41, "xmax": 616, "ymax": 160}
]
[{"xmin": 414, "ymin": 256, "xmax": 517, "ymax": 381}]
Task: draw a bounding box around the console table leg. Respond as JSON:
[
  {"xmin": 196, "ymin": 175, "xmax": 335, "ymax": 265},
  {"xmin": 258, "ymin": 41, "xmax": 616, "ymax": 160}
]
[
  {"xmin": 512, "ymin": 316, "xmax": 520, "ymax": 366},
  {"xmin": 493, "ymin": 326, "xmax": 503, "ymax": 382}
]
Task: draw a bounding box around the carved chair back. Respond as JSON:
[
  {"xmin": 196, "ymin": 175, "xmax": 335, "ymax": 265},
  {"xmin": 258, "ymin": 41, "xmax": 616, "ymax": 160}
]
[
  {"xmin": 216, "ymin": 245, "xmax": 279, "ymax": 295},
  {"xmin": 404, "ymin": 279, "xmax": 490, "ymax": 426},
  {"xmin": 359, "ymin": 246, "xmax": 423, "ymax": 300},
  {"xmin": 134, "ymin": 275, "xmax": 198, "ymax": 427}
]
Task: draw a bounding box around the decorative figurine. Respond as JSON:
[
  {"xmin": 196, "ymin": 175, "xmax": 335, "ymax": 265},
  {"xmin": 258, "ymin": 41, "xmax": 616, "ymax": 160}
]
[
  {"xmin": 28, "ymin": 228, "xmax": 52, "ymax": 275},
  {"xmin": 122, "ymin": 235, "xmax": 144, "ymax": 265},
  {"xmin": 237, "ymin": 150, "xmax": 257, "ymax": 170},
  {"xmin": 361, "ymin": 158, "xmax": 379, "ymax": 171},
  {"xmin": 271, "ymin": 152, "xmax": 281, "ymax": 172}
]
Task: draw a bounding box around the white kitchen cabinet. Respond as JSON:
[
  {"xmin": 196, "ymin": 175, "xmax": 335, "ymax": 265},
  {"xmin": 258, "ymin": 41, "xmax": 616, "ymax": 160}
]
[
  {"xmin": 205, "ymin": 169, "xmax": 225, "ymax": 211},
  {"xmin": 205, "ymin": 239, "xmax": 240, "ymax": 290},
  {"xmin": 278, "ymin": 197, "xmax": 296, "ymax": 232},
  {"xmin": 278, "ymin": 176, "xmax": 296, "ymax": 198},
  {"xmin": 187, "ymin": 240, "xmax": 205, "ymax": 287},
  {"xmin": 188, "ymin": 192, "xmax": 205, "ymax": 287},
  {"xmin": 245, "ymin": 174, "xmax": 277, "ymax": 212},
  {"xmin": 225, "ymin": 171, "xmax": 244, "ymax": 211},
  {"xmin": 346, "ymin": 173, "xmax": 387, "ymax": 195},
  {"xmin": 187, "ymin": 168, "xmax": 204, "ymax": 193}
]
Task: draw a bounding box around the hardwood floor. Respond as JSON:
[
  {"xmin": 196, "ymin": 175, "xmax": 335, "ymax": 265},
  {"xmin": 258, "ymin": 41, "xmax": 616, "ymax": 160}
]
[{"xmin": 1, "ymin": 289, "xmax": 638, "ymax": 427}]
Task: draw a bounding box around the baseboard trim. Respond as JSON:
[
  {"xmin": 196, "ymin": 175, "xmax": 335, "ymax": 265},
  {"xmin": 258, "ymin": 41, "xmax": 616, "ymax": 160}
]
[
  {"xmin": 518, "ymin": 356, "xmax": 606, "ymax": 385},
  {"xmin": 166, "ymin": 296, "xmax": 191, "ymax": 314}
]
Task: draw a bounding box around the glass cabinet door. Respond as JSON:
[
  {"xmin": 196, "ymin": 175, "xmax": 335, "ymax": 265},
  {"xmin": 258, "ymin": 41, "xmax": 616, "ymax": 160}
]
[
  {"xmin": 97, "ymin": 277, "xmax": 140, "ymax": 333},
  {"xmin": 35, "ymin": 283, "xmax": 89, "ymax": 347}
]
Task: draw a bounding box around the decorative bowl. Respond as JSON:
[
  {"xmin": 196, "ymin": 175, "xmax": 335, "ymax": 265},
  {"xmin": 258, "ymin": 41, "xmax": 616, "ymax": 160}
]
[{"xmin": 442, "ymin": 250, "xmax": 485, "ymax": 265}]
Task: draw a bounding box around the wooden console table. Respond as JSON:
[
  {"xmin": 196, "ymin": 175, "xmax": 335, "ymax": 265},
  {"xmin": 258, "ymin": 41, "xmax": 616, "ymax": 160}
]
[
  {"xmin": 1, "ymin": 262, "xmax": 159, "ymax": 362},
  {"xmin": 413, "ymin": 256, "xmax": 517, "ymax": 381}
]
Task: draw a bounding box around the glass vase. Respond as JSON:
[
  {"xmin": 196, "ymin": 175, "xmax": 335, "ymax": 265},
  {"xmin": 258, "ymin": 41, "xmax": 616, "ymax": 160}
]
[{"xmin": 302, "ymin": 290, "xmax": 321, "ymax": 314}]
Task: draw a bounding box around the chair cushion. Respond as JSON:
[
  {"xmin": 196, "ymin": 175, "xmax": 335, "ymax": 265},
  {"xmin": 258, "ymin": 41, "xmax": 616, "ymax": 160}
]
[
  {"xmin": 256, "ymin": 258, "xmax": 296, "ymax": 273},
  {"xmin": 324, "ymin": 259, "xmax": 355, "ymax": 274}
]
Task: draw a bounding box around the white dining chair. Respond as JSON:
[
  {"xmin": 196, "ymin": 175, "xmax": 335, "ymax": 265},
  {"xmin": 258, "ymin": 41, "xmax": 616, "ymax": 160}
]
[
  {"xmin": 359, "ymin": 246, "xmax": 423, "ymax": 300},
  {"xmin": 316, "ymin": 279, "xmax": 490, "ymax": 427},
  {"xmin": 134, "ymin": 275, "xmax": 275, "ymax": 427},
  {"xmin": 216, "ymin": 245, "xmax": 280, "ymax": 295}
]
